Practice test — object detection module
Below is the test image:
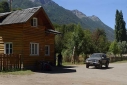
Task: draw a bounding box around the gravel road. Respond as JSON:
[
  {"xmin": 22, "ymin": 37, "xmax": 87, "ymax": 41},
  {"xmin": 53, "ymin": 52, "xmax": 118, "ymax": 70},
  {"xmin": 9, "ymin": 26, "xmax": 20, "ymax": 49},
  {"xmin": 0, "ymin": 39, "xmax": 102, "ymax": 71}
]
[{"xmin": 0, "ymin": 63, "xmax": 127, "ymax": 85}]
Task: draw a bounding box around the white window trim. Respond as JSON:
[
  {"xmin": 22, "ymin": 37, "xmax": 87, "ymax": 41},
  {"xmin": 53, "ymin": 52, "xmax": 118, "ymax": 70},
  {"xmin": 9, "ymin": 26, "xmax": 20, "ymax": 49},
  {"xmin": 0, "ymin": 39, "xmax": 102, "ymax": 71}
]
[
  {"xmin": 30, "ymin": 42, "xmax": 39, "ymax": 56},
  {"xmin": 32, "ymin": 17, "xmax": 38, "ymax": 27},
  {"xmin": 45, "ymin": 45, "xmax": 50, "ymax": 56},
  {"xmin": 4, "ymin": 42, "xmax": 13, "ymax": 54}
]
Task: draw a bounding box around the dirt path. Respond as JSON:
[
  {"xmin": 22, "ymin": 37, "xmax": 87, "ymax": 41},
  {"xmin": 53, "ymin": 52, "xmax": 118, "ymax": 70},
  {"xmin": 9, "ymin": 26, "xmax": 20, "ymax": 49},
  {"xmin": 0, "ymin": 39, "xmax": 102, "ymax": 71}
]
[{"xmin": 0, "ymin": 63, "xmax": 127, "ymax": 85}]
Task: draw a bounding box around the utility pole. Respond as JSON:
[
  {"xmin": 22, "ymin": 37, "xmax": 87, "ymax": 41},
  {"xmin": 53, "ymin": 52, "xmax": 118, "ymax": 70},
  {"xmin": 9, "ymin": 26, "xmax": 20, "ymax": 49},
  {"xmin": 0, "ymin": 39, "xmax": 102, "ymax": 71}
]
[{"xmin": 9, "ymin": 0, "xmax": 12, "ymax": 11}]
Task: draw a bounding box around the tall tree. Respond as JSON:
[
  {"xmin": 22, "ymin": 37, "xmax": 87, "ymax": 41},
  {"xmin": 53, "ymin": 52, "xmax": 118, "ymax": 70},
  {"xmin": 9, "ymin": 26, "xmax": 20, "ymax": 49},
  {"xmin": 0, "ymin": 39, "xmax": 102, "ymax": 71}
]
[
  {"xmin": 71, "ymin": 24, "xmax": 84, "ymax": 64},
  {"xmin": 115, "ymin": 10, "xmax": 126, "ymax": 42}
]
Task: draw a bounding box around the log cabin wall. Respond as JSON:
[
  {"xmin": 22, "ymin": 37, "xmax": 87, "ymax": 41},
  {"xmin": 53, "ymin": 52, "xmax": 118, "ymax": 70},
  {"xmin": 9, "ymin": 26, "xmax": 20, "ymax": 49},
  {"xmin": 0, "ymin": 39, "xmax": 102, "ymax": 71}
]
[
  {"xmin": 0, "ymin": 7, "xmax": 55, "ymax": 69},
  {"xmin": 0, "ymin": 24, "xmax": 23, "ymax": 55},
  {"xmin": 22, "ymin": 10, "xmax": 55, "ymax": 68}
]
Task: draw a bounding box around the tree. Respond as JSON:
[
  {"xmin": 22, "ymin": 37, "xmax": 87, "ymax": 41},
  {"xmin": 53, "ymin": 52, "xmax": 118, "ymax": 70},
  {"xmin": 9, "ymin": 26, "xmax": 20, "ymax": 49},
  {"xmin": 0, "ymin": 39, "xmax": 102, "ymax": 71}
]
[
  {"xmin": 71, "ymin": 24, "xmax": 84, "ymax": 64},
  {"xmin": 109, "ymin": 41, "xmax": 119, "ymax": 61},
  {"xmin": 117, "ymin": 41, "xmax": 127, "ymax": 60},
  {"xmin": 80, "ymin": 30, "xmax": 93, "ymax": 59},
  {"xmin": 0, "ymin": 1, "xmax": 10, "ymax": 13},
  {"xmin": 92, "ymin": 28, "xmax": 109, "ymax": 53},
  {"xmin": 115, "ymin": 10, "xmax": 126, "ymax": 42}
]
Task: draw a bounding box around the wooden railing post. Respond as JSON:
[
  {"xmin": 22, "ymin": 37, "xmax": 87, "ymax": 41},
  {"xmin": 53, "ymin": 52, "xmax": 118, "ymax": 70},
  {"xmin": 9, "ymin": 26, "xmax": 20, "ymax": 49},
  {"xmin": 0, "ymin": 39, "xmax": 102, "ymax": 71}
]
[
  {"xmin": 0, "ymin": 54, "xmax": 22, "ymax": 71},
  {"xmin": 19, "ymin": 54, "xmax": 21, "ymax": 70}
]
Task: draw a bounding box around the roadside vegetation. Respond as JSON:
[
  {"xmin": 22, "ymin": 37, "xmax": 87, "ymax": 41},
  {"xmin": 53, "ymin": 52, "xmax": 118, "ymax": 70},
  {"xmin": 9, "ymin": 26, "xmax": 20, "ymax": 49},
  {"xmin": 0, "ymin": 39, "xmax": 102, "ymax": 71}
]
[
  {"xmin": 0, "ymin": 1, "xmax": 127, "ymax": 66},
  {"xmin": 55, "ymin": 10, "xmax": 127, "ymax": 64}
]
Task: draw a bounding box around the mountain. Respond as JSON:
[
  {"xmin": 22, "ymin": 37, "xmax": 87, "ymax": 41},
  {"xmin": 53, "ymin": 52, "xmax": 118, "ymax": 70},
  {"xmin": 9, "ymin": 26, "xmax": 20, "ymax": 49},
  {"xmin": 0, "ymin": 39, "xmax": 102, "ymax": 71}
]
[
  {"xmin": 1, "ymin": 0, "xmax": 114, "ymax": 40},
  {"xmin": 72, "ymin": 10, "xmax": 114, "ymax": 39},
  {"xmin": 72, "ymin": 10, "xmax": 87, "ymax": 18}
]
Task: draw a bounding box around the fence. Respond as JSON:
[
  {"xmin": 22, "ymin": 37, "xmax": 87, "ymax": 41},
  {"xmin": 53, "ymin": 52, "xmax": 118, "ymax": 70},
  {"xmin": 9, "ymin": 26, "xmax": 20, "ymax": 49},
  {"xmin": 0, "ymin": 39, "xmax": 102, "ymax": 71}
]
[
  {"xmin": 0, "ymin": 54, "xmax": 22, "ymax": 71},
  {"xmin": 109, "ymin": 56, "xmax": 127, "ymax": 62}
]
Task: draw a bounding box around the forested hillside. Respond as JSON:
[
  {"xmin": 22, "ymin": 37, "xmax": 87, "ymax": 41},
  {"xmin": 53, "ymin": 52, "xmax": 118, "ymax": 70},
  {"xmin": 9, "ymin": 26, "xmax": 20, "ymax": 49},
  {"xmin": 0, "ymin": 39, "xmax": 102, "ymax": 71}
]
[{"xmin": 0, "ymin": 0, "xmax": 114, "ymax": 40}]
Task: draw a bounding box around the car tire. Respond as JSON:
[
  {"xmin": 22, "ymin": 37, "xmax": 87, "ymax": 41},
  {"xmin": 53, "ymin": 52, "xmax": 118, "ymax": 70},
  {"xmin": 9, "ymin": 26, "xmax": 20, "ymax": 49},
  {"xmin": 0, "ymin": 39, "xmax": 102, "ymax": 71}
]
[
  {"xmin": 105, "ymin": 62, "xmax": 109, "ymax": 68},
  {"xmin": 99, "ymin": 64, "xmax": 102, "ymax": 69},
  {"xmin": 86, "ymin": 64, "xmax": 89, "ymax": 68},
  {"xmin": 95, "ymin": 66, "xmax": 98, "ymax": 69}
]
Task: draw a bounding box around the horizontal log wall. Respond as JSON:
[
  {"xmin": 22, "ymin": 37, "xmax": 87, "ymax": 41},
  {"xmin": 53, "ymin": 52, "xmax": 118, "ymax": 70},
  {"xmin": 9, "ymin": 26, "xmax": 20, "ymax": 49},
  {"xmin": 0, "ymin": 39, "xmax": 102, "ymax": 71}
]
[
  {"xmin": 22, "ymin": 10, "xmax": 55, "ymax": 68},
  {"xmin": 0, "ymin": 10, "xmax": 55, "ymax": 69},
  {"xmin": 0, "ymin": 24, "xmax": 23, "ymax": 55}
]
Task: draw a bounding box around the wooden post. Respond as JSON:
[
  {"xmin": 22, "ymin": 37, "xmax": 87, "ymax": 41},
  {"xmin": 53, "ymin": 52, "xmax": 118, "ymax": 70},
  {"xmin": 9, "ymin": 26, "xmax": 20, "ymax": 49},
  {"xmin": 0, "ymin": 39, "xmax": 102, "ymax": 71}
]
[
  {"xmin": 19, "ymin": 54, "xmax": 21, "ymax": 70},
  {"xmin": 0, "ymin": 54, "xmax": 2, "ymax": 71},
  {"xmin": 9, "ymin": 0, "xmax": 13, "ymax": 11}
]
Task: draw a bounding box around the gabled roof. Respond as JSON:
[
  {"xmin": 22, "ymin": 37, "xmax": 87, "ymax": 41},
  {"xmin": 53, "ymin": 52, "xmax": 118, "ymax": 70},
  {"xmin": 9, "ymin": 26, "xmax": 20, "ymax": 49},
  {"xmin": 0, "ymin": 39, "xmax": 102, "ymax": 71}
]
[
  {"xmin": 0, "ymin": 12, "xmax": 11, "ymax": 18},
  {"xmin": 0, "ymin": 6, "xmax": 41, "ymax": 25},
  {"xmin": 0, "ymin": 6, "xmax": 61, "ymax": 34}
]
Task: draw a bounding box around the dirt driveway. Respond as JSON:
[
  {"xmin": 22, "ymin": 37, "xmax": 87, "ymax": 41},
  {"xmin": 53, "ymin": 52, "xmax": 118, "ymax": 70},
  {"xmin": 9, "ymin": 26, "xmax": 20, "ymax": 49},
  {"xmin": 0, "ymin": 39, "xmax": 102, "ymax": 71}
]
[{"xmin": 0, "ymin": 63, "xmax": 127, "ymax": 85}]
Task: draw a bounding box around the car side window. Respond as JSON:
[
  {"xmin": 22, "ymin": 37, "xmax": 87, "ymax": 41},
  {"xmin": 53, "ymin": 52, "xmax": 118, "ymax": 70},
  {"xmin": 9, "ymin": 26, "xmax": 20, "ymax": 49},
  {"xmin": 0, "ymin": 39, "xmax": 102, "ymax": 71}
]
[
  {"xmin": 105, "ymin": 55, "xmax": 107, "ymax": 58},
  {"xmin": 102, "ymin": 54, "xmax": 106, "ymax": 58}
]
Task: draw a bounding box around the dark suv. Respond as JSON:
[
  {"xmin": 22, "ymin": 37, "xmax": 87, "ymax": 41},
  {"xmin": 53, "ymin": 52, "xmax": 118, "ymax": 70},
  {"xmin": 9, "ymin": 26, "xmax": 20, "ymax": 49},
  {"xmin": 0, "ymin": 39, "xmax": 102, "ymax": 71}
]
[{"xmin": 85, "ymin": 53, "xmax": 109, "ymax": 68}]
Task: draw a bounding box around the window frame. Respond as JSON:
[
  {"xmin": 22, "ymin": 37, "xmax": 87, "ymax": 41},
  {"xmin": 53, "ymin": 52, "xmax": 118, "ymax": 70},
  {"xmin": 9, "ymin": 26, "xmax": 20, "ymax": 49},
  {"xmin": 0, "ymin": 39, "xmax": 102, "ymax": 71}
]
[
  {"xmin": 45, "ymin": 45, "xmax": 50, "ymax": 56},
  {"xmin": 4, "ymin": 42, "xmax": 13, "ymax": 54},
  {"xmin": 30, "ymin": 42, "xmax": 39, "ymax": 56},
  {"xmin": 31, "ymin": 17, "xmax": 38, "ymax": 27}
]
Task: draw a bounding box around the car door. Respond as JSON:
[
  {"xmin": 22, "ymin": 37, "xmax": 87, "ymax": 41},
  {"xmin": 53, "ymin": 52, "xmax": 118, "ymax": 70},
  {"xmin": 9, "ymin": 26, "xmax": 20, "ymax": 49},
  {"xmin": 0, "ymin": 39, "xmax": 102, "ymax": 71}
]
[{"xmin": 101, "ymin": 54, "xmax": 107, "ymax": 64}]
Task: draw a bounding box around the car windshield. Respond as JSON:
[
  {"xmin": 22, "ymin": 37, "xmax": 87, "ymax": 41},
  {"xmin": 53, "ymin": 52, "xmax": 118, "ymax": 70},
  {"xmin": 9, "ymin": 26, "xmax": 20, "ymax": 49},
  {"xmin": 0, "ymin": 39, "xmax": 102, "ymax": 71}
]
[{"xmin": 90, "ymin": 54, "xmax": 102, "ymax": 58}]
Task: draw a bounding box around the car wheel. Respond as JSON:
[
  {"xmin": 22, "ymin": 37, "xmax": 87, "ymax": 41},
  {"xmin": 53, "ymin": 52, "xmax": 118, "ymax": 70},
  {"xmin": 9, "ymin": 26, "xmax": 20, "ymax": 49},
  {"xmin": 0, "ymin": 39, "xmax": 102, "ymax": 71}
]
[
  {"xmin": 105, "ymin": 62, "xmax": 109, "ymax": 68},
  {"xmin": 95, "ymin": 66, "xmax": 98, "ymax": 69},
  {"xmin": 99, "ymin": 64, "xmax": 102, "ymax": 69},
  {"xmin": 86, "ymin": 64, "xmax": 89, "ymax": 68}
]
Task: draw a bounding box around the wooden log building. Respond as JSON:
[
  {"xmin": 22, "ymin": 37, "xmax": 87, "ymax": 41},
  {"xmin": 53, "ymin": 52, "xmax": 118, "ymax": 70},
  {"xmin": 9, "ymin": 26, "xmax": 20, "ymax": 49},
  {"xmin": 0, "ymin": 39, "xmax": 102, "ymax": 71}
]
[{"xmin": 0, "ymin": 6, "xmax": 60, "ymax": 69}]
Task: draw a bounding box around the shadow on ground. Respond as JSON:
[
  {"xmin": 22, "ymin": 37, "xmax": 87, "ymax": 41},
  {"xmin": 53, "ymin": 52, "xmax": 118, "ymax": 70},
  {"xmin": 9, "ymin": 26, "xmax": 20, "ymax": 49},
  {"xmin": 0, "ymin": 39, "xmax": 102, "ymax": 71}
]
[
  {"xmin": 89, "ymin": 66, "xmax": 114, "ymax": 70},
  {"xmin": 33, "ymin": 66, "xmax": 77, "ymax": 74}
]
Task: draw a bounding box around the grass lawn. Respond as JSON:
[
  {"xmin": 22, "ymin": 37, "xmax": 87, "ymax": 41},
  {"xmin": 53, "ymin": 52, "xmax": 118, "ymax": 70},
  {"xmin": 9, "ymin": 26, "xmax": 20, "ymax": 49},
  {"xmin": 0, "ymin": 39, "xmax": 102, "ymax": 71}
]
[
  {"xmin": 0, "ymin": 70, "xmax": 34, "ymax": 75},
  {"xmin": 62, "ymin": 60, "xmax": 127, "ymax": 66},
  {"xmin": 62, "ymin": 61, "xmax": 85, "ymax": 66},
  {"xmin": 112, "ymin": 60, "xmax": 127, "ymax": 63}
]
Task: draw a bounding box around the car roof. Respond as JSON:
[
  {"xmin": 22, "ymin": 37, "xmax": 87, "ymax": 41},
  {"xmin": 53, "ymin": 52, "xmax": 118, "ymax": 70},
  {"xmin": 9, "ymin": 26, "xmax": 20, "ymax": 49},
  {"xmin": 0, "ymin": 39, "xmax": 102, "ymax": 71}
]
[{"xmin": 93, "ymin": 53, "xmax": 105, "ymax": 54}]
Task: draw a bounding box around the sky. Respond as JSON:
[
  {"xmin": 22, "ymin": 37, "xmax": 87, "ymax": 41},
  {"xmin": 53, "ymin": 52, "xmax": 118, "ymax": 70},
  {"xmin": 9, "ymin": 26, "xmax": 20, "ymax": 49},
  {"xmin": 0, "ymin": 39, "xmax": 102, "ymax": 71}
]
[{"xmin": 52, "ymin": 0, "xmax": 127, "ymax": 29}]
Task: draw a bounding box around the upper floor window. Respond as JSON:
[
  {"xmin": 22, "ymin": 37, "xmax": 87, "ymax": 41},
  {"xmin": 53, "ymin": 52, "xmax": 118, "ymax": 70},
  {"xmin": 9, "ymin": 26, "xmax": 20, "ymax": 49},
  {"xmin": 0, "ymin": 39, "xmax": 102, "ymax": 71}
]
[
  {"xmin": 31, "ymin": 17, "xmax": 38, "ymax": 27},
  {"xmin": 4, "ymin": 42, "xmax": 13, "ymax": 54}
]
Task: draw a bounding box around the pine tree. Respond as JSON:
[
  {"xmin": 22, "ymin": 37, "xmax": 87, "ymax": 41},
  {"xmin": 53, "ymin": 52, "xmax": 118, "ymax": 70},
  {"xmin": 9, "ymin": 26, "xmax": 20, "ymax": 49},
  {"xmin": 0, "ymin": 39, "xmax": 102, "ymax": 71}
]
[{"xmin": 115, "ymin": 10, "xmax": 126, "ymax": 42}]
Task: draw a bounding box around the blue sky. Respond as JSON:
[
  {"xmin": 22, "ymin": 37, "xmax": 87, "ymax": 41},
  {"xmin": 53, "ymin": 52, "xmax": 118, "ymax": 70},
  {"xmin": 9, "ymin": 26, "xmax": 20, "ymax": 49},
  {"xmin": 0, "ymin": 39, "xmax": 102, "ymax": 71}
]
[{"xmin": 52, "ymin": 0, "xmax": 127, "ymax": 29}]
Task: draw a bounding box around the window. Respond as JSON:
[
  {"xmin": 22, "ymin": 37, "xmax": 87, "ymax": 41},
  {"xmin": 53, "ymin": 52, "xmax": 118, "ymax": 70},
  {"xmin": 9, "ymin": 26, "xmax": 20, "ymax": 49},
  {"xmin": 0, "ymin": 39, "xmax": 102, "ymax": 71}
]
[
  {"xmin": 4, "ymin": 42, "xmax": 13, "ymax": 54},
  {"xmin": 45, "ymin": 45, "xmax": 50, "ymax": 56},
  {"xmin": 31, "ymin": 17, "xmax": 38, "ymax": 27},
  {"xmin": 30, "ymin": 43, "xmax": 39, "ymax": 55}
]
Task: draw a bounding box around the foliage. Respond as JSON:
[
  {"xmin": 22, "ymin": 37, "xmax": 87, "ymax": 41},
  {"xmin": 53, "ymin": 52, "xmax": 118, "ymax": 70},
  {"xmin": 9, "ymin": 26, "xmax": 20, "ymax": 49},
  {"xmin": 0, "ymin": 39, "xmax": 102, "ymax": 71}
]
[
  {"xmin": 54, "ymin": 24, "xmax": 110, "ymax": 63},
  {"xmin": 109, "ymin": 41, "xmax": 119, "ymax": 56},
  {"xmin": 0, "ymin": 1, "xmax": 10, "ymax": 13},
  {"xmin": 117, "ymin": 41, "xmax": 127, "ymax": 60},
  {"xmin": 81, "ymin": 30, "xmax": 94, "ymax": 55},
  {"xmin": 115, "ymin": 10, "xmax": 126, "ymax": 42},
  {"xmin": 92, "ymin": 28, "xmax": 110, "ymax": 53},
  {"xmin": 72, "ymin": 24, "xmax": 84, "ymax": 56},
  {"xmin": 117, "ymin": 41, "xmax": 127, "ymax": 54}
]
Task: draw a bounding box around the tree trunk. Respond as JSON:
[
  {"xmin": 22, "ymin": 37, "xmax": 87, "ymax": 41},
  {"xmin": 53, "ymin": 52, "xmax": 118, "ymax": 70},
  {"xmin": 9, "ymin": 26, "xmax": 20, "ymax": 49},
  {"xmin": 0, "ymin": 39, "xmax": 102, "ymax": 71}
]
[
  {"xmin": 120, "ymin": 53, "xmax": 122, "ymax": 61},
  {"xmin": 72, "ymin": 46, "xmax": 76, "ymax": 64},
  {"xmin": 114, "ymin": 54, "xmax": 116, "ymax": 62}
]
